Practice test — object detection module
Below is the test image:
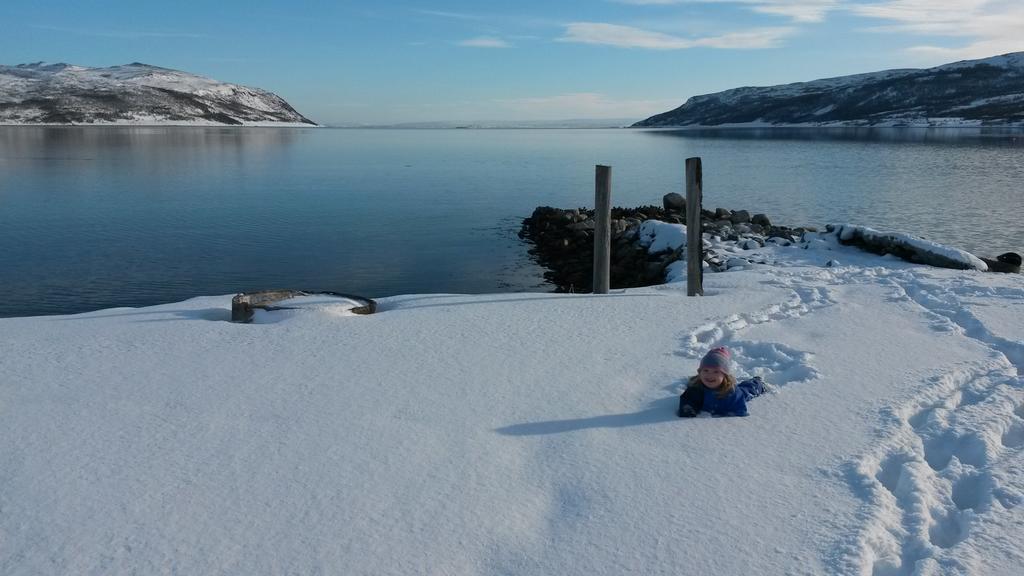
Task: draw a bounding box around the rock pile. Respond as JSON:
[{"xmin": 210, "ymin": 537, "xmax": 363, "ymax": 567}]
[{"xmin": 519, "ymin": 194, "xmax": 814, "ymax": 292}]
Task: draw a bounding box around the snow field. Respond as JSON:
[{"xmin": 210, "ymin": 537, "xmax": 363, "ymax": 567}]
[{"xmin": 1, "ymin": 238, "xmax": 1022, "ymax": 574}]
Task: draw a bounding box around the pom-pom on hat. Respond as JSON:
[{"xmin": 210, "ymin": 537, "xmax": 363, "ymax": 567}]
[{"xmin": 699, "ymin": 347, "xmax": 732, "ymax": 374}]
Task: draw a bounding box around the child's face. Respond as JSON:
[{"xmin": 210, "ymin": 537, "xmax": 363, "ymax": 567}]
[{"xmin": 699, "ymin": 367, "xmax": 725, "ymax": 389}]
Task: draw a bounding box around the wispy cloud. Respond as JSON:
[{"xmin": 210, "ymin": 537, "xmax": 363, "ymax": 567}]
[
  {"xmin": 31, "ymin": 24, "xmax": 206, "ymax": 39},
  {"xmin": 458, "ymin": 36, "xmax": 512, "ymax": 48},
  {"xmin": 850, "ymin": 0, "xmax": 986, "ymax": 27},
  {"xmin": 750, "ymin": 1, "xmax": 838, "ymax": 23},
  {"xmin": 850, "ymin": 0, "xmax": 1024, "ymax": 60},
  {"xmin": 610, "ymin": 0, "xmax": 1024, "ymax": 59},
  {"xmin": 610, "ymin": 1, "xmax": 839, "ymax": 23},
  {"xmin": 559, "ymin": 22, "xmax": 795, "ymax": 49}
]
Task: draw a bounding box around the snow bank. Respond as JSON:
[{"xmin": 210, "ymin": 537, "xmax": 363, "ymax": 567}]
[
  {"xmin": 1, "ymin": 240, "xmax": 1022, "ymax": 575},
  {"xmin": 828, "ymin": 223, "xmax": 989, "ymax": 271}
]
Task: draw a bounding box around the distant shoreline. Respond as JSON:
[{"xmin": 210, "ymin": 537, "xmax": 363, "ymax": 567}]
[
  {"xmin": 5, "ymin": 122, "xmax": 1024, "ymax": 130},
  {"xmin": 630, "ymin": 121, "xmax": 1024, "ymax": 129}
]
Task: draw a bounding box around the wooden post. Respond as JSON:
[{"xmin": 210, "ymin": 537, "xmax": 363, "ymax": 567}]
[
  {"xmin": 593, "ymin": 165, "xmax": 612, "ymax": 294},
  {"xmin": 685, "ymin": 157, "xmax": 703, "ymax": 296}
]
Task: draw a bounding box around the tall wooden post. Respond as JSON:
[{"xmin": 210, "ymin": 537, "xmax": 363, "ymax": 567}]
[
  {"xmin": 593, "ymin": 165, "xmax": 611, "ymax": 294},
  {"xmin": 685, "ymin": 157, "xmax": 703, "ymax": 296}
]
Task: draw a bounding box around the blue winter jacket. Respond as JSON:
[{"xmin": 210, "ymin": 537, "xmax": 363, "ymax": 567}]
[{"xmin": 699, "ymin": 378, "xmax": 766, "ymax": 417}]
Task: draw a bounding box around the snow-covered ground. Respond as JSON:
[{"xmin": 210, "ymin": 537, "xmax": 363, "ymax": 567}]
[
  {"xmin": 0, "ymin": 120, "xmax": 319, "ymax": 127},
  {"xmin": 1, "ymin": 231, "xmax": 1022, "ymax": 575},
  {"xmin": 0, "ymin": 62, "xmax": 317, "ymax": 126}
]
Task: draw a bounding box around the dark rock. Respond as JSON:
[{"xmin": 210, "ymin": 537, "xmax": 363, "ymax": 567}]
[
  {"xmin": 646, "ymin": 261, "xmax": 666, "ymax": 277},
  {"xmin": 730, "ymin": 210, "xmax": 751, "ymax": 224},
  {"xmin": 663, "ymin": 193, "xmax": 686, "ymax": 212},
  {"xmin": 980, "ymin": 252, "xmax": 1021, "ymax": 273},
  {"xmin": 523, "ymin": 200, "xmax": 819, "ymax": 293},
  {"xmin": 752, "ymin": 213, "xmax": 771, "ymax": 227}
]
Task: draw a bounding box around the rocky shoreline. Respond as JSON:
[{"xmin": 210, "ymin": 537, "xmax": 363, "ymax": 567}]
[
  {"xmin": 519, "ymin": 194, "xmax": 1020, "ymax": 292},
  {"xmin": 518, "ymin": 194, "xmax": 815, "ymax": 292}
]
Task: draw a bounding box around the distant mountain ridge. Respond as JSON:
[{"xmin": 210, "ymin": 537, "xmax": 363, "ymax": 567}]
[
  {"xmin": 0, "ymin": 62, "xmax": 316, "ymax": 126},
  {"xmin": 634, "ymin": 52, "xmax": 1024, "ymax": 128}
]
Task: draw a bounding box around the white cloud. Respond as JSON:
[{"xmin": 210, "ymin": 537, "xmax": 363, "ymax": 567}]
[
  {"xmin": 559, "ymin": 23, "xmax": 695, "ymax": 49},
  {"xmin": 850, "ymin": 0, "xmax": 988, "ymax": 27},
  {"xmin": 615, "ymin": 2, "xmax": 1023, "ymax": 60},
  {"xmin": 751, "ymin": 1, "xmax": 837, "ymax": 23},
  {"xmin": 458, "ymin": 36, "xmax": 512, "ymax": 48},
  {"xmin": 611, "ymin": 1, "xmax": 839, "ymax": 23},
  {"xmin": 559, "ymin": 22, "xmax": 794, "ymax": 49},
  {"xmin": 692, "ymin": 27, "xmax": 799, "ymax": 48},
  {"xmin": 850, "ymin": 0, "xmax": 1024, "ymax": 61}
]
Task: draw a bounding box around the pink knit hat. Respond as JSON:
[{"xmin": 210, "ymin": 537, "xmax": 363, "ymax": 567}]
[{"xmin": 699, "ymin": 347, "xmax": 732, "ymax": 374}]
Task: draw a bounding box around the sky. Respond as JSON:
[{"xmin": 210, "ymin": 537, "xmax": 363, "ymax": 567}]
[{"xmin": 3, "ymin": 1, "xmax": 1024, "ymax": 125}]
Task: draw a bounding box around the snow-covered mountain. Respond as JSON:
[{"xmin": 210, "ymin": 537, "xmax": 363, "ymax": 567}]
[
  {"xmin": 634, "ymin": 52, "xmax": 1024, "ymax": 128},
  {"xmin": 0, "ymin": 62, "xmax": 317, "ymax": 126}
]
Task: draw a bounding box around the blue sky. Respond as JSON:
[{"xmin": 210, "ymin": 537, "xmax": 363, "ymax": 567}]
[{"xmin": 3, "ymin": 1, "xmax": 1023, "ymax": 124}]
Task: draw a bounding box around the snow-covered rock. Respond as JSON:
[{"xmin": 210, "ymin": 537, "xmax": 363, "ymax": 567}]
[
  {"xmin": 0, "ymin": 62, "xmax": 317, "ymax": 126},
  {"xmin": 825, "ymin": 223, "xmax": 989, "ymax": 271},
  {"xmin": 635, "ymin": 51, "xmax": 1024, "ymax": 127},
  {"xmin": 637, "ymin": 219, "xmax": 688, "ymax": 254}
]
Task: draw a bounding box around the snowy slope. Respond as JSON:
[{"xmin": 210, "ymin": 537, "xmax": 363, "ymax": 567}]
[
  {"xmin": 0, "ymin": 62, "xmax": 317, "ymax": 126},
  {"xmin": 1, "ymin": 237, "xmax": 1022, "ymax": 575},
  {"xmin": 635, "ymin": 52, "xmax": 1024, "ymax": 127}
]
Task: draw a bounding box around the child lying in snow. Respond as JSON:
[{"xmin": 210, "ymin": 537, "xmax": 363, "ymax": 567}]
[{"xmin": 678, "ymin": 347, "xmax": 766, "ymax": 418}]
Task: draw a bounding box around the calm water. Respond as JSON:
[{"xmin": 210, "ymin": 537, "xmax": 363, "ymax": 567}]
[{"xmin": 1, "ymin": 126, "xmax": 1022, "ymax": 317}]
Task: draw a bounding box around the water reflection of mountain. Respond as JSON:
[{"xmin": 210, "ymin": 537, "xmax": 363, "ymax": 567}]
[
  {"xmin": 637, "ymin": 127, "xmax": 1024, "ymax": 146},
  {"xmin": 0, "ymin": 125, "xmax": 301, "ymax": 159},
  {"xmin": 0, "ymin": 126, "xmax": 303, "ymax": 178}
]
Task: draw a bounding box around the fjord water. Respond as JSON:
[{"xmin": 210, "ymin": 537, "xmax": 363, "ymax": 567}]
[{"xmin": 1, "ymin": 126, "xmax": 1021, "ymax": 317}]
